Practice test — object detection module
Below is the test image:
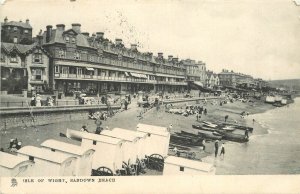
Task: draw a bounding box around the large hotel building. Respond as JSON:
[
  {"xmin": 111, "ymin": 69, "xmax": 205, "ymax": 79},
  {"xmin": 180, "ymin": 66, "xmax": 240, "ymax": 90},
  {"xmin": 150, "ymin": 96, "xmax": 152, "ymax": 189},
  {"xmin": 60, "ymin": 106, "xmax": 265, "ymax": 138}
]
[{"xmin": 1, "ymin": 19, "xmax": 210, "ymax": 96}]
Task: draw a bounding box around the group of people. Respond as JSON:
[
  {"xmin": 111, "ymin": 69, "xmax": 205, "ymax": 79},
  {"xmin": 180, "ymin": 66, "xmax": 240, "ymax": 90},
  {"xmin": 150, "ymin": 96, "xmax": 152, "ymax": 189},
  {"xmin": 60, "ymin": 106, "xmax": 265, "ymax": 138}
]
[
  {"xmin": 9, "ymin": 138, "xmax": 22, "ymax": 152},
  {"xmin": 30, "ymin": 94, "xmax": 54, "ymax": 107},
  {"xmin": 88, "ymin": 111, "xmax": 109, "ymax": 121},
  {"xmin": 214, "ymin": 140, "xmax": 225, "ymax": 158}
]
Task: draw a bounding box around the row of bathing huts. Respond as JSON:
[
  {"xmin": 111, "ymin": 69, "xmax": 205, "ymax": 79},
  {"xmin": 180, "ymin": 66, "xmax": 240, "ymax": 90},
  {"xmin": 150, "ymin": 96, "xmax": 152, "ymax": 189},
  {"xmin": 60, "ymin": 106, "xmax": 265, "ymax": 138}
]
[
  {"xmin": 265, "ymin": 95, "xmax": 289, "ymax": 106},
  {"xmin": 0, "ymin": 123, "xmax": 216, "ymax": 177}
]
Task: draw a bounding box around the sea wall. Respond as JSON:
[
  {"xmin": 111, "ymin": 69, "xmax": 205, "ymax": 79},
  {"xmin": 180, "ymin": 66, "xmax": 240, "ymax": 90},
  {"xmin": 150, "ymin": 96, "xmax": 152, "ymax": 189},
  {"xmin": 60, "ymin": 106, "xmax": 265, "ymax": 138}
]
[{"xmin": 0, "ymin": 105, "xmax": 120, "ymax": 130}]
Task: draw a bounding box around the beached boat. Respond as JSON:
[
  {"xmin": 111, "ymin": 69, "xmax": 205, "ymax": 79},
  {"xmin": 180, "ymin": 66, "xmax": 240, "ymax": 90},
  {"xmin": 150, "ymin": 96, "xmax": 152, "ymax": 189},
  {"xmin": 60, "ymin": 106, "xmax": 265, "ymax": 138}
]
[
  {"xmin": 170, "ymin": 134, "xmax": 203, "ymax": 147},
  {"xmin": 216, "ymin": 131, "xmax": 248, "ymax": 143},
  {"xmin": 197, "ymin": 130, "xmax": 223, "ymax": 140},
  {"xmin": 192, "ymin": 125, "xmax": 215, "ymax": 132},
  {"xmin": 215, "ymin": 122, "xmax": 253, "ymax": 132},
  {"xmin": 275, "ymin": 95, "xmax": 283, "ymax": 102}
]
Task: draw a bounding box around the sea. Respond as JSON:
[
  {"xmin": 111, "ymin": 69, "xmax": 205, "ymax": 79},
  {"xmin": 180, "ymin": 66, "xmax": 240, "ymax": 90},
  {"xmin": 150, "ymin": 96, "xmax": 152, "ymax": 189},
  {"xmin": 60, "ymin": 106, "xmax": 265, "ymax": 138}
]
[{"xmin": 203, "ymin": 97, "xmax": 300, "ymax": 175}]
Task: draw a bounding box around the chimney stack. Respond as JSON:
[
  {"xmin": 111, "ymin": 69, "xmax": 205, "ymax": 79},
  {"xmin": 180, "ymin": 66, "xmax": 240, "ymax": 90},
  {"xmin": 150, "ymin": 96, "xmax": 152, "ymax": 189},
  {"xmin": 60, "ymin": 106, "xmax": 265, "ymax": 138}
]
[
  {"xmin": 131, "ymin": 44, "xmax": 137, "ymax": 50},
  {"xmin": 82, "ymin": 32, "xmax": 90, "ymax": 37},
  {"xmin": 158, "ymin": 52, "xmax": 163, "ymax": 59},
  {"xmin": 46, "ymin": 25, "xmax": 53, "ymax": 43},
  {"xmin": 4, "ymin": 17, "xmax": 8, "ymax": 23},
  {"xmin": 96, "ymin": 32, "xmax": 104, "ymax": 39},
  {"xmin": 173, "ymin": 57, "xmax": 178, "ymax": 63},
  {"xmin": 115, "ymin": 38, "xmax": 122, "ymax": 45},
  {"xmin": 168, "ymin": 55, "xmax": 173, "ymax": 61},
  {"xmin": 26, "ymin": 19, "xmax": 29, "ymax": 24},
  {"xmin": 71, "ymin": 23, "xmax": 81, "ymax": 33},
  {"xmin": 37, "ymin": 35, "xmax": 43, "ymax": 46},
  {"xmin": 56, "ymin": 24, "xmax": 65, "ymax": 31}
]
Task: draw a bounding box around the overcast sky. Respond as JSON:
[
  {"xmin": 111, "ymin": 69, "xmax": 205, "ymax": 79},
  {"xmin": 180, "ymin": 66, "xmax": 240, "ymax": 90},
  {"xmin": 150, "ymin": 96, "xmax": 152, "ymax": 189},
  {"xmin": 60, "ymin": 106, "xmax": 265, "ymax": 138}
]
[{"xmin": 1, "ymin": 0, "xmax": 299, "ymax": 80}]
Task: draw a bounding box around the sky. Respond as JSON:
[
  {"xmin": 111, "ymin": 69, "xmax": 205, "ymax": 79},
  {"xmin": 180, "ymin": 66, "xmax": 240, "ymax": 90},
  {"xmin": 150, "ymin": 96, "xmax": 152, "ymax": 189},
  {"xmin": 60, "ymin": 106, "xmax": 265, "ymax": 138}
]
[{"xmin": 1, "ymin": 0, "xmax": 300, "ymax": 80}]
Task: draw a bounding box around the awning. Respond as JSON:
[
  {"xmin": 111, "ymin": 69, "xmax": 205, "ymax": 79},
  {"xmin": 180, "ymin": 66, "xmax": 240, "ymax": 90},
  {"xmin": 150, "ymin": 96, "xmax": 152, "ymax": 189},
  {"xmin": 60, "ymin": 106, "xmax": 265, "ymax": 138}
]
[
  {"xmin": 130, "ymin": 72, "xmax": 147, "ymax": 79},
  {"xmin": 86, "ymin": 67, "xmax": 94, "ymax": 71},
  {"xmin": 124, "ymin": 72, "xmax": 130, "ymax": 77},
  {"xmin": 194, "ymin": 81, "xmax": 204, "ymax": 87}
]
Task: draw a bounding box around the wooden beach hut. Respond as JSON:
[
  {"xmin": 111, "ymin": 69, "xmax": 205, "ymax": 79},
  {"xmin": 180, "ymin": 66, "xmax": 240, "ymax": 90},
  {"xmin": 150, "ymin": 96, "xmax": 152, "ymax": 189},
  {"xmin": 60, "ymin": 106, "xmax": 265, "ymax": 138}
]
[
  {"xmin": 66, "ymin": 129, "xmax": 125, "ymax": 173},
  {"xmin": 17, "ymin": 146, "xmax": 77, "ymax": 176},
  {"xmin": 137, "ymin": 123, "xmax": 170, "ymax": 157},
  {"xmin": 101, "ymin": 129, "xmax": 139, "ymax": 165},
  {"xmin": 0, "ymin": 152, "xmax": 34, "ymax": 177},
  {"xmin": 112, "ymin": 128, "xmax": 149, "ymax": 159},
  {"xmin": 41, "ymin": 139, "xmax": 95, "ymax": 176},
  {"xmin": 163, "ymin": 156, "xmax": 216, "ymax": 175}
]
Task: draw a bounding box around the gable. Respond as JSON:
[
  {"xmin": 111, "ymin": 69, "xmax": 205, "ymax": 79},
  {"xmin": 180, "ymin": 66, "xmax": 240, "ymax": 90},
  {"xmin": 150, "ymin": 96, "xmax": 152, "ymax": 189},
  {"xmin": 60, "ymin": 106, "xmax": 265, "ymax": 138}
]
[{"xmin": 62, "ymin": 29, "xmax": 78, "ymax": 36}]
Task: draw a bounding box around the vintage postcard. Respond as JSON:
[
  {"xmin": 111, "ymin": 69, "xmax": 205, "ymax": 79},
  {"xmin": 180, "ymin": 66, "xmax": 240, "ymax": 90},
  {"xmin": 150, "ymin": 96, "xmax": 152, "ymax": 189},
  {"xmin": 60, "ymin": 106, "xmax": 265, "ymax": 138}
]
[{"xmin": 0, "ymin": 0, "xmax": 300, "ymax": 193}]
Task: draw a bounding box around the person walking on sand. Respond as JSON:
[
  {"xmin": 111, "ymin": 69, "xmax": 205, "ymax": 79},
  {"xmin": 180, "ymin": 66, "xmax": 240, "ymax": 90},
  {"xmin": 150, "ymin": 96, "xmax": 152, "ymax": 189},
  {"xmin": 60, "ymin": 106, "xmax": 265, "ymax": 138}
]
[
  {"xmin": 202, "ymin": 139, "xmax": 206, "ymax": 151},
  {"xmin": 245, "ymin": 129, "xmax": 249, "ymax": 139},
  {"xmin": 225, "ymin": 115, "xmax": 229, "ymax": 122},
  {"xmin": 214, "ymin": 140, "xmax": 219, "ymax": 157},
  {"xmin": 252, "ymin": 119, "xmax": 255, "ymax": 125},
  {"xmin": 220, "ymin": 143, "xmax": 225, "ymax": 159}
]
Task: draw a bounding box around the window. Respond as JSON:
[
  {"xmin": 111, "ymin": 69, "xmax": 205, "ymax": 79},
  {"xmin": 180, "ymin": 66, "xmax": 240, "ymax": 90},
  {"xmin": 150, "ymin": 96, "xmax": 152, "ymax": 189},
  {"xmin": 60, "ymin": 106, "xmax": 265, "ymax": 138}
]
[
  {"xmin": 13, "ymin": 37, "xmax": 18, "ymax": 43},
  {"xmin": 31, "ymin": 69, "xmax": 42, "ymax": 80},
  {"xmin": 74, "ymin": 51, "xmax": 81, "ymax": 60},
  {"xmin": 29, "ymin": 156, "xmax": 34, "ymax": 161},
  {"xmin": 13, "ymin": 27, "xmax": 17, "ymax": 31},
  {"xmin": 58, "ymin": 49, "xmax": 66, "ymax": 58},
  {"xmin": 93, "ymin": 140, "xmax": 97, "ymax": 145},
  {"xmin": 10, "ymin": 53, "xmax": 18, "ymax": 63},
  {"xmin": 7, "ymin": 26, "xmax": 11, "ymax": 30},
  {"xmin": 33, "ymin": 53, "xmax": 42, "ymax": 63},
  {"xmin": 65, "ymin": 36, "xmax": 70, "ymax": 43},
  {"xmin": 179, "ymin": 166, "xmax": 184, "ymax": 172},
  {"xmin": 89, "ymin": 56, "xmax": 94, "ymax": 62},
  {"xmin": 55, "ymin": 65, "xmax": 59, "ymax": 73},
  {"xmin": 0, "ymin": 54, "xmax": 5, "ymax": 62},
  {"xmin": 71, "ymin": 38, "xmax": 76, "ymax": 44},
  {"xmin": 24, "ymin": 29, "xmax": 29, "ymax": 34}
]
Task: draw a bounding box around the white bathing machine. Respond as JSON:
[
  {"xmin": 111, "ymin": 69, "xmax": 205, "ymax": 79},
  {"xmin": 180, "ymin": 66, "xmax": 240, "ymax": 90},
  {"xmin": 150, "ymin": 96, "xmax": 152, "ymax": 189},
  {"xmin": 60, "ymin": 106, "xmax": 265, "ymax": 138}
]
[
  {"xmin": 112, "ymin": 128, "xmax": 149, "ymax": 160},
  {"xmin": 137, "ymin": 123, "xmax": 170, "ymax": 157},
  {"xmin": 101, "ymin": 129, "xmax": 139, "ymax": 165},
  {"xmin": 17, "ymin": 146, "xmax": 77, "ymax": 176},
  {"xmin": 41, "ymin": 139, "xmax": 95, "ymax": 176},
  {"xmin": 72, "ymin": 130, "xmax": 125, "ymax": 173},
  {"xmin": 163, "ymin": 156, "xmax": 216, "ymax": 175},
  {"xmin": 0, "ymin": 152, "xmax": 34, "ymax": 177}
]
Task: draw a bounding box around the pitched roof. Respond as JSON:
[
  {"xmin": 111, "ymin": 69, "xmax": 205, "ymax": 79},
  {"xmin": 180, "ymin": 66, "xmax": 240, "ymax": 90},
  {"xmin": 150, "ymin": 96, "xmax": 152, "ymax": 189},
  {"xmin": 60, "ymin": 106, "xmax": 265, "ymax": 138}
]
[
  {"xmin": 2, "ymin": 21, "xmax": 32, "ymax": 29},
  {"xmin": 18, "ymin": 146, "xmax": 76, "ymax": 164},
  {"xmin": 43, "ymin": 28, "xmax": 93, "ymax": 48},
  {"xmin": 41, "ymin": 139, "xmax": 94, "ymax": 156},
  {"xmin": 0, "ymin": 152, "xmax": 33, "ymax": 169}
]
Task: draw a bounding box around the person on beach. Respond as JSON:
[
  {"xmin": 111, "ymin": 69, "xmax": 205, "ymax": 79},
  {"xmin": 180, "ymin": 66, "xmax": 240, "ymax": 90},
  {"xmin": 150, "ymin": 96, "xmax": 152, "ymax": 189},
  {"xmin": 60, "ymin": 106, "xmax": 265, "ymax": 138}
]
[
  {"xmin": 35, "ymin": 94, "xmax": 42, "ymax": 107},
  {"xmin": 204, "ymin": 108, "xmax": 207, "ymax": 115},
  {"xmin": 220, "ymin": 143, "xmax": 225, "ymax": 158},
  {"xmin": 225, "ymin": 115, "xmax": 229, "ymax": 122},
  {"xmin": 202, "ymin": 139, "xmax": 206, "ymax": 151},
  {"xmin": 95, "ymin": 119, "xmax": 103, "ymax": 134},
  {"xmin": 80, "ymin": 125, "xmax": 89, "ymax": 133},
  {"xmin": 31, "ymin": 95, "xmax": 36, "ymax": 106},
  {"xmin": 214, "ymin": 140, "xmax": 219, "ymax": 157},
  {"xmin": 252, "ymin": 119, "xmax": 255, "ymax": 125},
  {"xmin": 196, "ymin": 112, "xmax": 199, "ymax": 121},
  {"xmin": 245, "ymin": 129, "xmax": 249, "ymax": 139}
]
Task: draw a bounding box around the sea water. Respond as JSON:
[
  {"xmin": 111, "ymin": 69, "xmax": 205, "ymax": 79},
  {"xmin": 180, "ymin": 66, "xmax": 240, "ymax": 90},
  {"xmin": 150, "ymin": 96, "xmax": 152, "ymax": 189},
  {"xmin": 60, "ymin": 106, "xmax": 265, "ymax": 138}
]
[{"xmin": 206, "ymin": 97, "xmax": 300, "ymax": 175}]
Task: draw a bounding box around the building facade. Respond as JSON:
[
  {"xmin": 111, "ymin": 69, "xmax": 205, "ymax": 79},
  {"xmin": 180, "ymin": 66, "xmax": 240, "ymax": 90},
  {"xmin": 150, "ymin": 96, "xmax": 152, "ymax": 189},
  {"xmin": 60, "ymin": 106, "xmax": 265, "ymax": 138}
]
[
  {"xmin": 218, "ymin": 69, "xmax": 254, "ymax": 88},
  {"xmin": 206, "ymin": 70, "xmax": 219, "ymax": 88},
  {"xmin": 182, "ymin": 59, "xmax": 206, "ymax": 87},
  {"xmin": 1, "ymin": 18, "xmax": 50, "ymax": 93},
  {"xmin": 41, "ymin": 23, "xmax": 188, "ymax": 95}
]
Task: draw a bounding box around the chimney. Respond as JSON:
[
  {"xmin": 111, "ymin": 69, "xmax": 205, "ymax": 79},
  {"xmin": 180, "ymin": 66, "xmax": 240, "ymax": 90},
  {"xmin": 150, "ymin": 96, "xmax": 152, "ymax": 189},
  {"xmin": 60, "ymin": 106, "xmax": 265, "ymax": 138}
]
[
  {"xmin": 71, "ymin": 23, "xmax": 81, "ymax": 33},
  {"xmin": 131, "ymin": 44, "xmax": 137, "ymax": 50},
  {"xmin": 19, "ymin": 20, "xmax": 22, "ymax": 22},
  {"xmin": 173, "ymin": 58, "xmax": 178, "ymax": 63},
  {"xmin": 82, "ymin": 32, "xmax": 90, "ymax": 37},
  {"xmin": 96, "ymin": 32, "xmax": 104, "ymax": 39},
  {"xmin": 4, "ymin": 17, "xmax": 8, "ymax": 23},
  {"xmin": 56, "ymin": 24, "xmax": 65, "ymax": 31},
  {"xmin": 26, "ymin": 19, "xmax": 29, "ymax": 24},
  {"xmin": 46, "ymin": 25, "xmax": 52, "ymax": 43},
  {"xmin": 158, "ymin": 52, "xmax": 163, "ymax": 59},
  {"xmin": 168, "ymin": 55, "xmax": 173, "ymax": 61},
  {"xmin": 115, "ymin": 38, "xmax": 122, "ymax": 45},
  {"xmin": 37, "ymin": 35, "xmax": 43, "ymax": 45}
]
